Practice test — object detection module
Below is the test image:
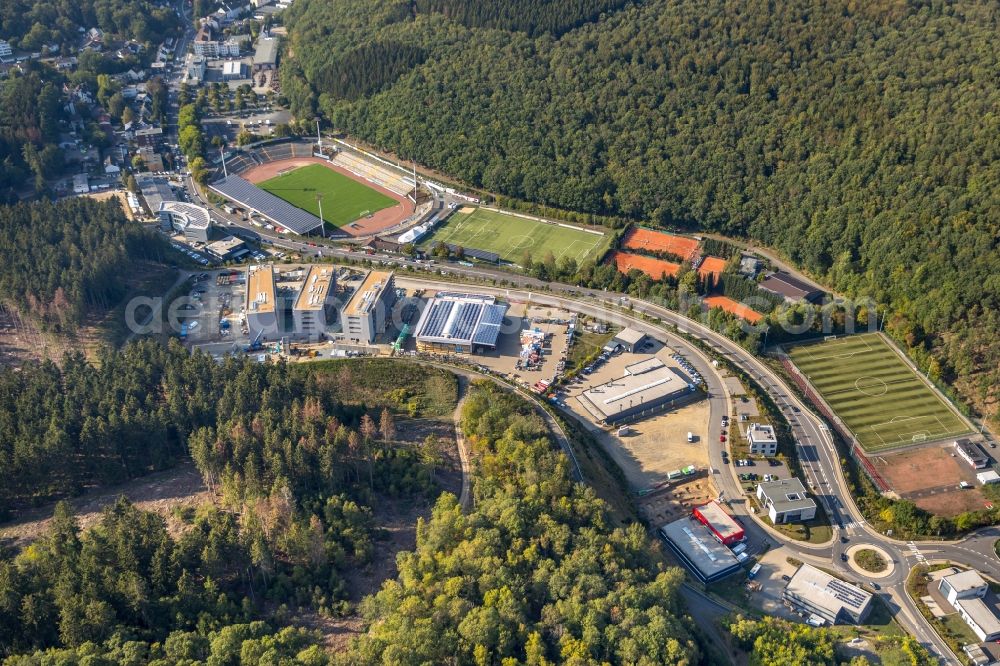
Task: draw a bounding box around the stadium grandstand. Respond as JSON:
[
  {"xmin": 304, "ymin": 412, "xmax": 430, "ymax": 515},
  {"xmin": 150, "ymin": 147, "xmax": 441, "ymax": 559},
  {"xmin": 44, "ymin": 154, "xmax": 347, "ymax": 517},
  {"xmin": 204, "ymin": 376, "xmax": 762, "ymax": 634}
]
[
  {"xmin": 209, "ymin": 174, "xmax": 326, "ymax": 235},
  {"xmin": 332, "ymin": 150, "xmax": 413, "ymax": 197}
]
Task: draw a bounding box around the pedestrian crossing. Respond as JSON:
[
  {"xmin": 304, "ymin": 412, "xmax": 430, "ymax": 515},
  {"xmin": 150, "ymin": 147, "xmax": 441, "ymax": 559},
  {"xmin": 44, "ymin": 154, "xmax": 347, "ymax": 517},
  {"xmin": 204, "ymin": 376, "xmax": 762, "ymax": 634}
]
[{"xmin": 908, "ymin": 541, "xmax": 927, "ymax": 564}]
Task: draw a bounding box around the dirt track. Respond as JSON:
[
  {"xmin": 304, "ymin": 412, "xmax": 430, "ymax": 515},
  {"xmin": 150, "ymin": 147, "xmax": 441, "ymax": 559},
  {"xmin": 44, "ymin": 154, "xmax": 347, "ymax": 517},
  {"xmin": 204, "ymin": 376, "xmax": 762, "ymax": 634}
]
[{"xmin": 242, "ymin": 157, "xmax": 414, "ymax": 237}]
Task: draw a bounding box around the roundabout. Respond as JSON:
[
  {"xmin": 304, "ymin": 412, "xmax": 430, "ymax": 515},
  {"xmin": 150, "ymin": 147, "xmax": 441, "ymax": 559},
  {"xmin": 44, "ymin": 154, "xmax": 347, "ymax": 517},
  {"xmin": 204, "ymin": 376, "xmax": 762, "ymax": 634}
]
[{"xmin": 846, "ymin": 544, "xmax": 896, "ymax": 579}]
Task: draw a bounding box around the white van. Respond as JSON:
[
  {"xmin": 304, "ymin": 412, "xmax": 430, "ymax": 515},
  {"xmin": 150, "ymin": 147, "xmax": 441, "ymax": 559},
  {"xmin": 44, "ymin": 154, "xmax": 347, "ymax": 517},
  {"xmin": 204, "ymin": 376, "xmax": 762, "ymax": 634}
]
[{"xmin": 687, "ymin": 432, "xmax": 695, "ymax": 443}]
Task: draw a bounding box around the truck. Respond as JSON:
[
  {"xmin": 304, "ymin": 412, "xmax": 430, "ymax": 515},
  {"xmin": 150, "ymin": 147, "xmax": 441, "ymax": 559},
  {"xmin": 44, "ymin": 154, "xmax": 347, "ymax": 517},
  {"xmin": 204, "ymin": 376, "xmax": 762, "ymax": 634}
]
[{"xmin": 748, "ymin": 563, "xmax": 762, "ymax": 579}]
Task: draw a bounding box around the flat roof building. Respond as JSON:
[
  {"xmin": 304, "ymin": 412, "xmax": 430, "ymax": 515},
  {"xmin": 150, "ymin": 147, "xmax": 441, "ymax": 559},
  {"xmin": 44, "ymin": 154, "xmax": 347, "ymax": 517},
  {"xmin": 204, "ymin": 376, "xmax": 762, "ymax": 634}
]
[
  {"xmin": 576, "ymin": 357, "xmax": 696, "ymax": 424},
  {"xmin": 341, "ymin": 270, "xmax": 395, "ymax": 344},
  {"xmin": 159, "ymin": 201, "xmax": 211, "ymax": 242},
  {"xmin": 940, "ymin": 569, "xmax": 989, "ymax": 605},
  {"xmin": 293, "ymin": 265, "xmax": 337, "ymax": 340},
  {"xmin": 246, "ymin": 264, "xmax": 279, "ymax": 339},
  {"xmin": 956, "ymin": 597, "xmax": 1000, "ymax": 642},
  {"xmin": 978, "ymin": 470, "xmax": 1000, "ymax": 486},
  {"xmin": 612, "ymin": 327, "xmax": 647, "ymax": 352},
  {"xmin": 137, "ymin": 174, "xmax": 175, "ymax": 214},
  {"xmin": 253, "ymin": 36, "xmax": 278, "ymax": 71},
  {"xmin": 756, "ymin": 477, "xmax": 816, "ymax": 524},
  {"xmin": 747, "ymin": 423, "xmax": 778, "ymax": 457},
  {"xmin": 956, "ymin": 439, "xmax": 989, "ymax": 469},
  {"xmin": 206, "ymin": 235, "xmax": 248, "ymax": 261},
  {"xmin": 659, "ymin": 517, "xmax": 742, "ymax": 583},
  {"xmin": 414, "ymin": 292, "xmax": 508, "ymax": 355},
  {"xmin": 759, "ymin": 271, "xmax": 824, "ymax": 303},
  {"xmin": 783, "ymin": 564, "xmax": 872, "ymax": 625},
  {"xmin": 692, "ymin": 501, "xmax": 745, "ymax": 545}
]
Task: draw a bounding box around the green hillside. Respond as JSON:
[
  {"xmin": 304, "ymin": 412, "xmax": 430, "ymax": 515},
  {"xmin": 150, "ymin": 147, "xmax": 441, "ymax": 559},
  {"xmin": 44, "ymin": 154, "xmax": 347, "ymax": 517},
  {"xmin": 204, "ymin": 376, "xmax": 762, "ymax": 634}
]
[{"xmin": 282, "ymin": 0, "xmax": 1000, "ymax": 426}]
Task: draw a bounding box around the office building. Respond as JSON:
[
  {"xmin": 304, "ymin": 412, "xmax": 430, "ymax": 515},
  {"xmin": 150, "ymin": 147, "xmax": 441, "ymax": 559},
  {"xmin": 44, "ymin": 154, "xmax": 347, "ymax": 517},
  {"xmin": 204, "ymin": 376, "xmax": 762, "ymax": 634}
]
[
  {"xmin": 158, "ymin": 201, "xmax": 212, "ymax": 242},
  {"xmin": 756, "ymin": 477, "xmax": 816, "ymax": 524},
  {"xmin": 293, "ymin": 265, "xmax": 337, "ymax": 339},
  {"xmin": 747, "ymin": 423, "xmax": 778, "ymax": 456},
  {"xmin": 245, "ymin": 264, "xmax": 279, "ymax": 339},
  {"xmin": 341, "ymin": 271, "xmax": 395, "ymax": 344}
]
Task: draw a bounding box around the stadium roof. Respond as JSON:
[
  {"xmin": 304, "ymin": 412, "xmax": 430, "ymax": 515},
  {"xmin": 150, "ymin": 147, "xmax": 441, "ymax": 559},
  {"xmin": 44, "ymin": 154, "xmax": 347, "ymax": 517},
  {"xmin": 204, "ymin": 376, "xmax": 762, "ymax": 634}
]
[
  {"xmin": 210, "ymin": 175, "xmax": 323, "ymax": 234},
  {"xmin": 414, "ymin": 292, "xmax": 508, "ymax": 349}
]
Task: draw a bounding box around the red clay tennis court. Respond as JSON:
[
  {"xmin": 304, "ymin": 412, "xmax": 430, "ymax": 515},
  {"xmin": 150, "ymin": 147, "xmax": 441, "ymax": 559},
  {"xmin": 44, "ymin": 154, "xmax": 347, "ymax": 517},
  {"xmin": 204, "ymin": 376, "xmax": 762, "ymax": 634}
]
[
  {"xmin": 623, "ymin": 228, "xmax": 700, "ymax": 260},
  {"xmin": 703, "ymin": 296, "xmax": 763, "ymax": 323},
  {"xmin": 698, "ymin": 256, "xmax": 727, "ymax": 279},
  {"xmin": 610, "ymin": 250, "xmax": 680, "ymax": 279}
]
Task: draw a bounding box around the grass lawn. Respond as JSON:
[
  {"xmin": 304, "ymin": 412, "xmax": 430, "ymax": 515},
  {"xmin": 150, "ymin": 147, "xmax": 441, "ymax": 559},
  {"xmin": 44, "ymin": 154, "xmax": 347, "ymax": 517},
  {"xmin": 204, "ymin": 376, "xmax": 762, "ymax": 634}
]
[
  {"xmin": 787, "ymin": 333, "xmax": 970, "ymax": 452},
  {"xmin": 258, "ymin": 164, "xmax": 397, "ymax": 228},
  {"xmin": 565, "ymin": 329, "xmax": 617, "ymax": 373},
  {"xmin": 422, "ymin": 207, "xmax": 608, "ymax": 264}
]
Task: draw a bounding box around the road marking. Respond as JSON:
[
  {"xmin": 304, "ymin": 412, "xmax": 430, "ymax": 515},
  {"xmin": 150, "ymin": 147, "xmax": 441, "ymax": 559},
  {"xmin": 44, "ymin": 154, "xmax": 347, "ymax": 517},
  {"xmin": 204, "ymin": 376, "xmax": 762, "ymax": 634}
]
[{"xmin": 908, "ymin": 541, "xmax": 928, "ymax": 564}]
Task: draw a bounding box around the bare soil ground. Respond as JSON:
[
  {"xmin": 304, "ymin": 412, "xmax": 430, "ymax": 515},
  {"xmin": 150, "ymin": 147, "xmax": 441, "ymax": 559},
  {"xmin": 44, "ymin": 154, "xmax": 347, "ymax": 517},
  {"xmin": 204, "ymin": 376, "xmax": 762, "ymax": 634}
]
[
  {"xmin": 0, "ymin": 462, "xmax": 212, "ymax": 548},
  {"xmin": 872, "ymin": 444, "xmax": 988, "ymax": 516},
  {"xmin": 636, "ymin": 474, "xmax": 715, "ymax": 526}
]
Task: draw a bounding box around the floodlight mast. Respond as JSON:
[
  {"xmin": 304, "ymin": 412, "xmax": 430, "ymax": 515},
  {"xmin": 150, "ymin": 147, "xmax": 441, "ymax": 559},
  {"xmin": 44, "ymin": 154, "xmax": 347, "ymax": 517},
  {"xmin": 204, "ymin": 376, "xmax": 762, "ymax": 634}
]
[{"xmin": 316, "ymin": 192, "xmax": 326, "ymax": 238}]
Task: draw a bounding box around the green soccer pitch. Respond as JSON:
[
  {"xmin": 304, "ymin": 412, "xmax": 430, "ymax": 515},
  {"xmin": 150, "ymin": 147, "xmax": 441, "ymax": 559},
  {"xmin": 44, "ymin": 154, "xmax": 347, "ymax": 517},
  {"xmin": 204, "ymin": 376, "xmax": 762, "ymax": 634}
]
[
  {"xmin": 258, "ymin": 164, "xmax": 397, "ymax": 228},
  {"xmin": 422, "ymin": 207, "xmax": 607, "ymax": 263},
  {"xmin": 787, "ymin": 333, "xmax": 971, "ymax": 452}
]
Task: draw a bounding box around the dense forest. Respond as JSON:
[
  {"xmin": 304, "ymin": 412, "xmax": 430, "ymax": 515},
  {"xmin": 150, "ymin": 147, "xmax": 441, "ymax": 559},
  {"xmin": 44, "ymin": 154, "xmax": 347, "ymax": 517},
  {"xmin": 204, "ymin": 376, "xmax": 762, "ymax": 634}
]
[
  {"xmin": 0, "ymin": 198, "xmax": 165, "ymax": 332},
  {"xmin": 282, "ymin": 0, "xmax": 1000, "ymax": 426},
  {"xmin": 0, "ymin": 67, "xmax": 65, "ymax": 198},
  {"xmin": 0, "ymin": 0, "xmax": 180, "ymax": 49},
  {"xmin": 347, "ymin": 380, "xmax": 701, "ymax": 663},
  {"xmin": 0, "ymin": 346, "xmax": 459, "ymax": 661}
]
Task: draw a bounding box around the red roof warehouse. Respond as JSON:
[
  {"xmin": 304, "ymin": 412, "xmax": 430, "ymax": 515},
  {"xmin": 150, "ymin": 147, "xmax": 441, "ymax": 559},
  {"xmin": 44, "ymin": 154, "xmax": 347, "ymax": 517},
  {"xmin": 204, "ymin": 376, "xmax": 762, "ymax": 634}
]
[{"xmin": 692, "ymin": 501, "xmax": 745, "ymax": 545}]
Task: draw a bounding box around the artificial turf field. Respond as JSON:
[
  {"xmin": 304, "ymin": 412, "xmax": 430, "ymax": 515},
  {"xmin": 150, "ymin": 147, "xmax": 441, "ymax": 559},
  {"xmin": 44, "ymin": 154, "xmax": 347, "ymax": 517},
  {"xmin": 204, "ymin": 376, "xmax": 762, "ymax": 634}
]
[
  {"xmin": 422, "ymin": 207, "xmax": 607, "ymax": 263},
  {"xmin": 787, "ymin": 333, "xmax": 971, "ymax": 452},
  {"xmin": 258, "ymin": 164, "xmax": 396, "ymax": 228}
]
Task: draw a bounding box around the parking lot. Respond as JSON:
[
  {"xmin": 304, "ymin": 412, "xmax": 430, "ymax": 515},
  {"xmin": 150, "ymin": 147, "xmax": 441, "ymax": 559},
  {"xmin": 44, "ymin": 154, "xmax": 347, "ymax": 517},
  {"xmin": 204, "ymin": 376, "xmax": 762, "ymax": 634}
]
[{"xmin": 178, "ymin": 270, "xmax": 246, "ymax": 345}]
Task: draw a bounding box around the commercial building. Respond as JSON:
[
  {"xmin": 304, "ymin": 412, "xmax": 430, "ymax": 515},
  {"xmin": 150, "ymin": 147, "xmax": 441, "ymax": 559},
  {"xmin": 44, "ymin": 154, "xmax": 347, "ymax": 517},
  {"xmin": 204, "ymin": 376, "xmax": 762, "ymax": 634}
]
[
  {"xmin": 293, "ymin": 265, "xmax": 337, "ymax": 339},
  {"xmin": 0, "ymin": 40, "xmax": 12, "ymax": 60},
  {"xmin": 137, "ymin": 174, "xmax": 174, "ymax": 214},
  {"xmin": 659, "ymin": 517, "xmax": 742, "ymax": 583},
  {"xmin": 576, "ymin": 357, "xmax": 696, "ymax": 425},
  {"xmin": 759, "ymin": 271, "xmax": 824, "ymax": 303},
  {"xmin": 755, "ymin": 477, "xmax": 816, "ymax": 524},
  {"xmin": 222, "ymin": 60, "xmax": 246, "ymax": 80},
  {"xmin": 158, "ymin": 201, "xmax": 212, "ymax": 242},
  {"xmin": 963, "ymin": 642, "xmax": 1000, "ymax": 666},
  {"xmin": 691, "ymin": 501, "xmax": 745, "ymax": 545},
  {"xmin": 341, "ymin": 270, "xmax": 395, "ymax": 344},
  {"xmin": 978, "ymin": 470, "xmax": 1000, "ymax": 485},
  {"xmin": 185, "ymin": 54, "xmax": 207, "ymax": 83},
  {"xmin": 747, "ymin": 423, "xmax": 778, "ymax": 456},
  {"xmin": 940, "ymin": 570, "xmax": 989, "ymax": 605},
  {"xmin": 252, "ymin": 36, "xmax": 278, "ymax": 72},
  {"xmin": 956, "ymin": 597, "xmax": 1000, "ymax": 642},
  {"xmin": 783, "ymin": 564, "xmax": 872, "ymax": 625},
  {"xmin": 956, "ymin": 439, "xmax": 989, "ymax": 469},
  {"xmin": 245, "ymin": 264, "xmax": 279, "ymax": 339},
  {"xmin": 611, "ymin": 327, "xmax": 647, "ymax": 353},
  {"xmin": 205, "ymin": 235, "xmax": 248, "ymax": 261},
  {"xmin": 413, "ymin": 292, "xmax": 508, "ymax": 355}
]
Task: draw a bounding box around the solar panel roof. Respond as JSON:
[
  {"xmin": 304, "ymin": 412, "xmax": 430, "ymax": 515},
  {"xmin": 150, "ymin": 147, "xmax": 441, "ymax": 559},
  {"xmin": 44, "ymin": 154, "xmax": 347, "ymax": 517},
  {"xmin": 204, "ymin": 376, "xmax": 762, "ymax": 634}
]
[
  {"xmin": 415, "ymin": 294, "xmax": 508, "ymax": 348},
  {"xmin": 209, "ymin": 175, "xmax": 324, "ymax": 234}
]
